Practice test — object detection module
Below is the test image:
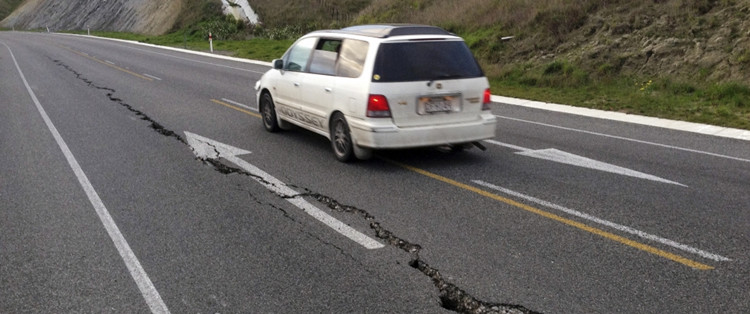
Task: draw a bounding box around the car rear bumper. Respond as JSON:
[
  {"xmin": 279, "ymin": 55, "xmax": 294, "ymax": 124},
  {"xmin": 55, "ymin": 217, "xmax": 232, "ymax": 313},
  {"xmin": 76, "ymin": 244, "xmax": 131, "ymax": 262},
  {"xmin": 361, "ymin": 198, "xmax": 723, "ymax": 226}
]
[{"xmin": 348, "ymin": 113, "xmax": 497, "ymax": 149}]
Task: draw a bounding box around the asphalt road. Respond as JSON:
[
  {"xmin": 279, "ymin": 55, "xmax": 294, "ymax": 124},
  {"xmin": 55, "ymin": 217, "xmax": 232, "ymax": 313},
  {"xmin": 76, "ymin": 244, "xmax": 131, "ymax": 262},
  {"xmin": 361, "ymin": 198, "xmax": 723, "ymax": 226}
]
[{"xmin": 1, "ymin": 32, "xmax": 749, "ymax": 313}]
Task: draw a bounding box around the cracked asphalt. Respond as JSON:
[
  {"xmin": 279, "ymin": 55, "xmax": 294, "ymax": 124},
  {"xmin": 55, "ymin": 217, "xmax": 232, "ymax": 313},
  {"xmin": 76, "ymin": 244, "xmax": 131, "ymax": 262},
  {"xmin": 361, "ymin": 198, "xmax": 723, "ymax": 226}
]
[{"xmin": 2, "ymin": 32, "xmax": 750, "ymax": 313}]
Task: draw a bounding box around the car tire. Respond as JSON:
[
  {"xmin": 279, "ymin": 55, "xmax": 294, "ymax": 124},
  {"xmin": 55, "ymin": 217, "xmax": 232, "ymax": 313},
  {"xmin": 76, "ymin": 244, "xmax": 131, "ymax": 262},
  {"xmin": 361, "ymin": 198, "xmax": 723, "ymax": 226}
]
[
  {"xmin": 260, "ymin": 92, "xmax": 280, "ymax": 132},
  {"xmin": 330, "ymin": 112, "xmax": 355, "ymax": 162}
]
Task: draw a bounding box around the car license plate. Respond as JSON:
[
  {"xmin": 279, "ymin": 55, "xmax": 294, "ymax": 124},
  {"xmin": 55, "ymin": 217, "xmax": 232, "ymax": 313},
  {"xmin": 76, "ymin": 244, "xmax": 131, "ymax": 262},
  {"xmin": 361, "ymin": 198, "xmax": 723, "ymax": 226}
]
[{"xmin": 418, "ymin": 95, "xmax": 461, "ymax": 115}]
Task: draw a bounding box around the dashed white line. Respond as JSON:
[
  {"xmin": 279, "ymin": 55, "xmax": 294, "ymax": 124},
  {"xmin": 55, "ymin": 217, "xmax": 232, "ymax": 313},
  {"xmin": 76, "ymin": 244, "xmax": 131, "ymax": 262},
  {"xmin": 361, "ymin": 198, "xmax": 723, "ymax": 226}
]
[
  {"xmin": 221, "ymin": 98, "xmax": 257, "ymax": 111},
  {"xmin": 143, "ymin": 73, "xmax": 162, "ymax": 81},
  {"xmin": 4, "ymin": 41, "xmax": 170, "ymax": 314},
  {"xmin": 473, "ymin": 179, "xmax": 731, "ymax": 262},
  {"xmin": 104, "ymin": 60, "xmax": 115, "ymax": 65}
]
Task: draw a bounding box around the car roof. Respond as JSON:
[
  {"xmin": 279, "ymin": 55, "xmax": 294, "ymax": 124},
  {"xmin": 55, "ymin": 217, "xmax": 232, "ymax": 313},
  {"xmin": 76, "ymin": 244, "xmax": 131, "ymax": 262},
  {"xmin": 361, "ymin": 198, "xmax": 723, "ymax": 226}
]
[{"xmin": 311, "ymin": 24, "xmax": 455, "ymax": 39}]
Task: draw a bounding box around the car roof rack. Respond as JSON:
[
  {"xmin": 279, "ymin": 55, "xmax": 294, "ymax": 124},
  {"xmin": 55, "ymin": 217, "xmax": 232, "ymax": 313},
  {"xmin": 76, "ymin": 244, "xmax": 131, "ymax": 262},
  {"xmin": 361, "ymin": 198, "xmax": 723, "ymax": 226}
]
[{"xmin": 338, "ymin": 24, "xmax": 454, "ymax": 38}]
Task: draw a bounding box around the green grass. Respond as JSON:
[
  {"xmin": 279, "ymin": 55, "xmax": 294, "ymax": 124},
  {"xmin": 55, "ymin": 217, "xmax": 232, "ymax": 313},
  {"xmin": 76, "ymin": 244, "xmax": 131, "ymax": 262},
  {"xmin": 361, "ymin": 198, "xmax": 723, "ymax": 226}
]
[{"xmin": 491, "ymin": 61, "xmax": 750, "ymax": 130}]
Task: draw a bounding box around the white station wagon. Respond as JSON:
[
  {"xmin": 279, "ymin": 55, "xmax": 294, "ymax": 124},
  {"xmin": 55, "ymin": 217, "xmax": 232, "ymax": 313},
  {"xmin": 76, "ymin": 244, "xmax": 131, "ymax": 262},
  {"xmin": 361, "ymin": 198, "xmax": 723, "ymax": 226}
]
[{"xmin": 254, "ymin": 24, "xmax": 497, "ymax": 161}]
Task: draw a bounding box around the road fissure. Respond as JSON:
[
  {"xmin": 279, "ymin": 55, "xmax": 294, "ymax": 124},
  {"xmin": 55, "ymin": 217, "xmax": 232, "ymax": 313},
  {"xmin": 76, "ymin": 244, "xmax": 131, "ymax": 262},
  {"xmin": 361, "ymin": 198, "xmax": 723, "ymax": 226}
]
[
  {"xmin": 52, "ymin": 59, "xmax": 186, "ymax": 145},
  {"xmin": 301, "ymin": 191, "xmax": 539, "ymax": 314},
  {"xmin": 52, "ymin": 57, "xmax": 537, "ymax": 314}
]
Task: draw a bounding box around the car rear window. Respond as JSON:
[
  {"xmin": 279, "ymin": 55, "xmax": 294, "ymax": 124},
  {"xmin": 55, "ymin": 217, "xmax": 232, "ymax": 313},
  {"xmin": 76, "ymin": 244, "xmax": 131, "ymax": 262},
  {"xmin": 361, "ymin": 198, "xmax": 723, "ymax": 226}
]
[{"xmin": 372, "ymin": 40, "xmax": 484, "ymax": 82}]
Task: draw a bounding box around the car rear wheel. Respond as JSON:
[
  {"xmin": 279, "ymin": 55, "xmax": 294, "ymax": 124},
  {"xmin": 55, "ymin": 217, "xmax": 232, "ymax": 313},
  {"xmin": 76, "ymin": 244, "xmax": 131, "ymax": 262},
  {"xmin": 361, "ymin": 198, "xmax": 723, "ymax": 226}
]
[
  {"xmin": 330, "ymin": 113, "xmax": 354, "ymax": 162},
  {"xmin": 260, "ymin": 92, "xmax": 280, "ymax": 132}
]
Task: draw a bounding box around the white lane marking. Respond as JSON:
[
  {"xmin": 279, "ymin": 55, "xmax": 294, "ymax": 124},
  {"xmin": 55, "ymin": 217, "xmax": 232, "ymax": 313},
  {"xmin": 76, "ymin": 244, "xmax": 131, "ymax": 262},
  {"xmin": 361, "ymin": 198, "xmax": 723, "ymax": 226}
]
[
  {"xmin": 484, "ymin": 140, "xmax": 685, "ymax": 186},
  {"xmin": 3, "ymin": 41, "xmax": 170, "ymax": 314},
  {"xmin": 143, "ymin": 73, "xmax": 162, "ymax": 81},
  {"xmin": 184, "ymin": 132, "xmax": 384, "ymax": 250},
  {"xmin": 221, "ymin": 98, "xmax": 257, "ymax": 111},
  {"xmin": 495, "ymin": 115, "xmax": 750, "ymax": 163},
  {"xmin": 473, "ymin": 180, "xmax": 731, "ymax": 262},
  {"xmin": 104, "ymin": 60, "xmax": 115, "ymax": 65}
]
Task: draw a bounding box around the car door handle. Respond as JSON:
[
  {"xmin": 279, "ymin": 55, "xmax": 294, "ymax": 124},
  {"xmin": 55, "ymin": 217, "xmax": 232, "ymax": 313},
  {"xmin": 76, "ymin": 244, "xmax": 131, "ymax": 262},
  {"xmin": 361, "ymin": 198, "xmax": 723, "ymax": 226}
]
[
  {"xmin": 293, "ymin": 82, "xmax": 300, "ymax": 87},
  {"xmin": 324, "ymin": 87, "xmax": 332, "ymax": 93}
]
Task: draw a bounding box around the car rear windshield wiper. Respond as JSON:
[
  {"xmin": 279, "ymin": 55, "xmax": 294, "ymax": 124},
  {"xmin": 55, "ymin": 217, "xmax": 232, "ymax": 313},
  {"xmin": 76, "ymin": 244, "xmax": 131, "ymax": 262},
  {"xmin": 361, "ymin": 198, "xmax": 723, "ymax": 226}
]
[{"xmin": 427, "ymin": 73, "xmax": 463, "ymax": 86}]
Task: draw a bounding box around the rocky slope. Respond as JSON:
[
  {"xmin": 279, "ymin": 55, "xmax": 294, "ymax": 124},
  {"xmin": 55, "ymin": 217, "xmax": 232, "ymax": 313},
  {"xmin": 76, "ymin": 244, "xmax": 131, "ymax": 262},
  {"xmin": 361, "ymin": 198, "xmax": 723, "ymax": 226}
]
[
  {"xmin": 538, "ymin": 1, "xmax": 750, "ymax": 83},
  {"xmin": 1, "ymin": 0, "xmax": 184, "ymax": 35}
]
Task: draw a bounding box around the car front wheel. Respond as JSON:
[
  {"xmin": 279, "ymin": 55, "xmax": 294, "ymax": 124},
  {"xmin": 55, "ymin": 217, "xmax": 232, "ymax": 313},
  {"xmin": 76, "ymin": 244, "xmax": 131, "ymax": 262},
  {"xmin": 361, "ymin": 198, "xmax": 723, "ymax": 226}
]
[
  {"xmin": 330, "ymin": 113, "xmax": 354, "ymax": 162},
  {"xmin": 260, "ymin": 92, "xmax": 280, "ymax": 132}
]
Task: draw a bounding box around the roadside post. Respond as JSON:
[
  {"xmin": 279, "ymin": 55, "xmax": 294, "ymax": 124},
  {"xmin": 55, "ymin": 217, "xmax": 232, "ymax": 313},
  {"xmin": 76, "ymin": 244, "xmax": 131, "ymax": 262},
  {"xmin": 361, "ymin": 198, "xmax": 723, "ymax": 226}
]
[{"xmin": 209, "ymin": 32, "xmax": 213, "ymax": 53}]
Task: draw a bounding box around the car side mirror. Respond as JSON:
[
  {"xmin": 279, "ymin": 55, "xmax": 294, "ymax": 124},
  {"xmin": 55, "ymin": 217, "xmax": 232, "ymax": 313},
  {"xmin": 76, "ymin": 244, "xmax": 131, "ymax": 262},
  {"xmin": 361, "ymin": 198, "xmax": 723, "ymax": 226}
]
[{"xmin": 273, "ymin": 59, "xmax": 283, "ymax": 70}]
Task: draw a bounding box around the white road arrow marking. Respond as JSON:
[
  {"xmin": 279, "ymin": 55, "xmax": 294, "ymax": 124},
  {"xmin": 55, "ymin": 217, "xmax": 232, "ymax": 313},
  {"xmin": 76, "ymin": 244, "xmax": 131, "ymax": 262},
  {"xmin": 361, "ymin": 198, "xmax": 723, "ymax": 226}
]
[
  {"xmin": 485, "ymin": 140, "xmax": 686, "ymax": 186},
  {"xmin": 184, "ymin": 131, "xmax": 384, "ymax": 250}
]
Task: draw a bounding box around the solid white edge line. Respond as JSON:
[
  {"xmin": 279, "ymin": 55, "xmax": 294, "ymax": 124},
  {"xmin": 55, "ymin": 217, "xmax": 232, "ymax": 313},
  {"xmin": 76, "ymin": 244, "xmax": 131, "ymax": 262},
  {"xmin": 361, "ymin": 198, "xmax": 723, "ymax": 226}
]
[
  {"xmin": 3, "ymin": 41, "xmax": 171, "ymax": 314},
  {"xmin": 56, "ymin": 33, "xmax": 270, "ymax": 72},
  {"xmin": 221, "ymin": 98, "xmax": 257, "ymax": 111},
  {"xmin": 472, "ymin": 180, "xmax": 731, "ymax": 262},
  {"xmin": 492, "ymin": 95, "xmax": 750, "ymax": 141}
]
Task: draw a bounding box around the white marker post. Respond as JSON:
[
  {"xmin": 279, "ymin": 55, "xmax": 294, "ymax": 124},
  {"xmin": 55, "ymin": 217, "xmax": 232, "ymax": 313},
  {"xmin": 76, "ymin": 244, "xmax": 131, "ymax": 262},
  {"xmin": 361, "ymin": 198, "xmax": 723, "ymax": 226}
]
[{"xmin": 209, "ymin": 32, "xmax": 213, "ymax": 53}]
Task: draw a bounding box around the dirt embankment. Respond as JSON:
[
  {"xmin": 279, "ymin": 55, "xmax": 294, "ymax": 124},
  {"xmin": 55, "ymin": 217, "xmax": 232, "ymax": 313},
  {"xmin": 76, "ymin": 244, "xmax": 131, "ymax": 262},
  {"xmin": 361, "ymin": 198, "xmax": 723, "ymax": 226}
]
[
  {"xmin": 1, "ymin": 0, "xmax": 184, "ymax": 35},
  {"xmin": 543, "ymin": 1, "xmax": 750, "ymax": 82}
]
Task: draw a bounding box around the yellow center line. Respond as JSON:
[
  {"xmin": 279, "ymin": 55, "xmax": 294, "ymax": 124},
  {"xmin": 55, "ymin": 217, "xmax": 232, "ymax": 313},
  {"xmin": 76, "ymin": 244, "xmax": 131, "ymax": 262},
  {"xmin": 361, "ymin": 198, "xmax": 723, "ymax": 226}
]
[
  {"xmin": 385, "ymin": 159, "xmax": 714, "ymax": 270},
  {"xmin": 206, "ymin": 85, "xmax": 710, "ymax": 269},
  {"xmin": 59, "ymin": 45, "xmax": 153, "ymax": 81},
  {"xmin": 211, "ymin": 99, "xmax": 261, "ymax": 118}
]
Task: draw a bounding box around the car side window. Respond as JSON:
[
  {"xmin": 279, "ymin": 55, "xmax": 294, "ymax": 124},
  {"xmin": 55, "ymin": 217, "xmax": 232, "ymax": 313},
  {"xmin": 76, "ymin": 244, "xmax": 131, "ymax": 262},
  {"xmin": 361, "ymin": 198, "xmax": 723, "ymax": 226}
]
[
  {"xmin": 284, "ymin": 37, "xmax": 317, "ymax": 72},
  {"xmin": 309, "ymin": 39, "xmax": 341, "ymax": 75},
  {"xmin": 336, "ymin": 39, "xmax": 368, "ymax": 78}
]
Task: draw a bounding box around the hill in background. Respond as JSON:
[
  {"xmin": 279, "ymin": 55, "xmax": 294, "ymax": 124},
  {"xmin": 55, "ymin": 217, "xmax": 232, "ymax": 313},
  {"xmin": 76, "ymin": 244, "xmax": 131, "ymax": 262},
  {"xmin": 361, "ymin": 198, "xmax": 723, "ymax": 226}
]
[{"xmin": 0, "ymin": 0, "xmax": 184, "ymax": 35}]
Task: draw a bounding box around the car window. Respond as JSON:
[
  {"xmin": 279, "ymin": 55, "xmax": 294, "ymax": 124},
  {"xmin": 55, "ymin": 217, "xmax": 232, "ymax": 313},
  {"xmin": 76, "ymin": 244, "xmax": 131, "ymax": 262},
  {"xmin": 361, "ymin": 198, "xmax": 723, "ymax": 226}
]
[
  {"xmin": 309, "ymin": 38, "xmax": 341, "ymax": 75},
  {"xmin": 284, "ymin": 37, "xmax": 317, "ymax": 72},
  {"xmin": 336, "ymin": 39, "xmax": 369, "ymax": 78},
  {"xmin": 372, "ymin": 40, "xmax": 483, "ymax": 82}
]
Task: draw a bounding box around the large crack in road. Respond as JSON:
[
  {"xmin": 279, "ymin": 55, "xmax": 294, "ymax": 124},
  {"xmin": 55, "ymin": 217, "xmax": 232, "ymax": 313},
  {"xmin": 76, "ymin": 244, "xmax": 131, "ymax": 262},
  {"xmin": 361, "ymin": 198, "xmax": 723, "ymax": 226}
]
[{"xmin": 54, "ymin": 59, "xmax": 540, "ymax": 314}]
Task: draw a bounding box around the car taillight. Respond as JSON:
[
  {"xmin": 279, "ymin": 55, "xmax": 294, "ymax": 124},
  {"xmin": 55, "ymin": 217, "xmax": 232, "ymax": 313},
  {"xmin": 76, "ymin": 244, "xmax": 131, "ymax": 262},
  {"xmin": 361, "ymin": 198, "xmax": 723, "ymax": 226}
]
[
  {"xmin": 367, "ymin": 94, "xmax": 391, "ymax": 118},
  {"xmin": 482, "ymin": 88, "xmax": 492, "ymax": 110}
]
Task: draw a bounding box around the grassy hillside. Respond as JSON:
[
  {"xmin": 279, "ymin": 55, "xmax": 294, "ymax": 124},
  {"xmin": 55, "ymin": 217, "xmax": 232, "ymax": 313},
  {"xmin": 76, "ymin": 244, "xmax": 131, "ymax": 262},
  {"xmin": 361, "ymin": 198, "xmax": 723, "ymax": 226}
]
[{"xmin": 0, "ymin": 0, "xmax": 23, "ymax": 22}]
